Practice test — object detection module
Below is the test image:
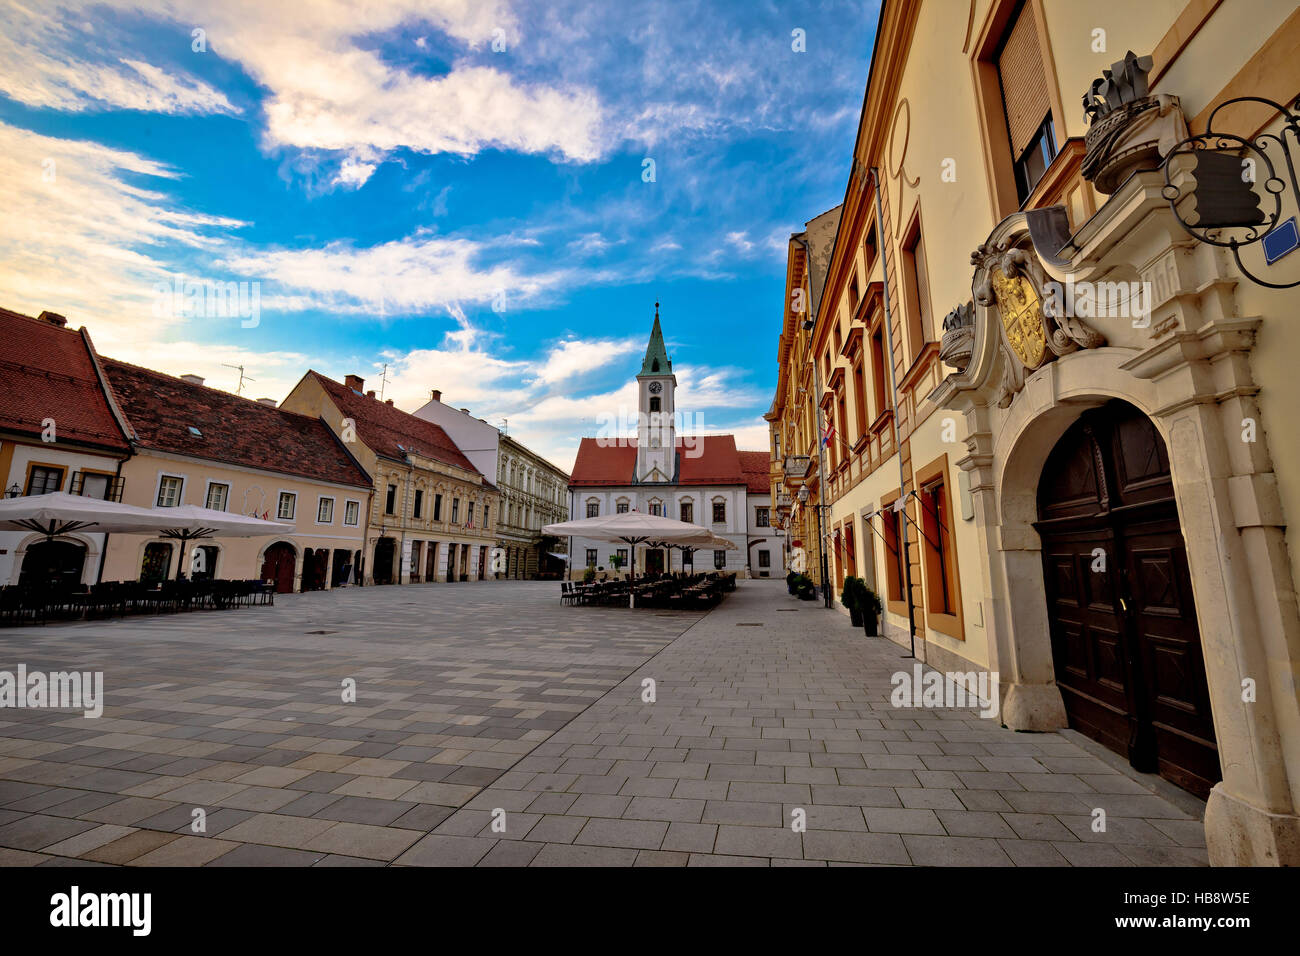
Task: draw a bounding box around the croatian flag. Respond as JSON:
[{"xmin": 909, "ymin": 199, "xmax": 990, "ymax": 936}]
[{"xmin": 821, "ymin": 421, "xmax": 834, "ymax": 447}]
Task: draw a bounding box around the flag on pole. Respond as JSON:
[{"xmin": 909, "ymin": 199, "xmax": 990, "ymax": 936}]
[{"xmin": 821, "ymin": 420, "xmax": 834, "ymax": 448}]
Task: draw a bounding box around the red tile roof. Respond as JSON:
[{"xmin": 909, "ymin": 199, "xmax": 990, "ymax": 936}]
[
  {"xmin": 738, "ymin": 450, "xmax": 772, "ymax": 495},
  {"xmin": 101, "ymin": 358, "xmax": 372, "ymax": 489},
  {"xmin": 307, "ymin": 371, "xmax": 482, "ymax": 478},
  {"xmin": 0, "ymin": 308, "xmax": 131, "ymax": 453},
  {"xmin": 570, "ymin": 435, "xmax": 749, "ymax": 487}
]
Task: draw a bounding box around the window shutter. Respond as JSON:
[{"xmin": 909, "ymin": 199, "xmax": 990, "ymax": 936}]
[{"xmin": 997, "ymin": 3, "xmax": 1051, "ymax": 158}]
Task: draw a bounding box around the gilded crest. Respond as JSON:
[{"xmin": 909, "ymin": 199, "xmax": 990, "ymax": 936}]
[{"xmin": 990, "ymin": 267, "xmax": 1047, "ymax": 368}]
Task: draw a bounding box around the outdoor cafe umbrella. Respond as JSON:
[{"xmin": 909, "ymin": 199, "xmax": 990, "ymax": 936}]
[
  {"xmin": 151, "ymin": 505, "xmax": 294, "ymax": 580},
  {"xmin": 543, "ymin": 511, "xmax": 714, "ymax": 607},
  {"xmin": 664, "ymin": 531, "xmax": 738, "ymax": 570},
  {"xmin": 0, "ymin": 492, "xmax": 188, "ymax": 539}
]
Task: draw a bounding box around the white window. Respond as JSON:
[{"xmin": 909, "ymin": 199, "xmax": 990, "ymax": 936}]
[
  {"xmin": 157, "ymin": 475, "xmax": 183, "ymax": 508},
  {"xmin": 205, "ymin": 482, "xmax": 229, "ymax": 511},
  {"xmin": 344, "ymin": 500, "xmax": 360, "ymax": 526},
  {"xmin": 277, "ymin": 492, "xmax": 296, "ymax": 520},
  {"xmin": 317, "ymin": 497, "xmax": 334, "ymax": 523}
]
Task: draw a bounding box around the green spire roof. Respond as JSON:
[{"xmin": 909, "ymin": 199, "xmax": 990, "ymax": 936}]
[{"xmin": 640, "ymin": 302, "xmax": 671, "ymax": 375}]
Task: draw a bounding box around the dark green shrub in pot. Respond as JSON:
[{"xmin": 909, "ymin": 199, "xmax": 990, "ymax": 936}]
[
  {"xmin": 861, "ymin": 586, "xmax": 883, "ymax": 636},
  {"xmin": 840, "ymin": 576, "xmax": 864, "ymax": 627}
]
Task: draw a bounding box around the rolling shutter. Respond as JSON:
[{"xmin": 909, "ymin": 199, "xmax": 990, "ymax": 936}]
[{"xmin": 998, "ymin": 2, "xmax": 1051, "ymax": 158}]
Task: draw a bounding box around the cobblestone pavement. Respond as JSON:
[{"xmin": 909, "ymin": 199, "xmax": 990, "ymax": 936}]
[{"xmin": 0, "ymin": 580, "xmax": 1206, "ymax": 866}]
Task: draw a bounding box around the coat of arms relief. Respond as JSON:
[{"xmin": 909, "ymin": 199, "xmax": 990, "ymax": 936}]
[{"xmin": 970, "ymin": 241, "xmax": 1106, "ymax": 408}]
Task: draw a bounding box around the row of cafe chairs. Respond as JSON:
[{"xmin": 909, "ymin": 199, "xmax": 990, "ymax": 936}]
[
  {"xmin": 560, "ymin": 571, "xmax": 737, "ymax": 611},
  {"xmin": 0, "ymin": 578, "xmax": 276, "ymax": 626}
]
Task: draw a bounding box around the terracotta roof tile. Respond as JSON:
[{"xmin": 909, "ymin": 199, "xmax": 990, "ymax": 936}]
[
  {"xmin": 738, "ymin": 450, "xmax": 772, "ymax": 494},
  {"xmin": 308, "ymin": 371, "xmax": 483, "ymax": 478},
  {"xmin": 0, "ymin": 308, "xmax": 130, "ymax": 452},
  {"xmin": 101, "ymin": 358, "xmax": 371, "ymax": 489},
  {"xmin": 569, "ymin": 435, "xmax": 750, "ymax": 487}
]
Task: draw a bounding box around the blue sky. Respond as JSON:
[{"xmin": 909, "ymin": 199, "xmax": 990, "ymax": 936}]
[{"xmin": 0, "ymin": 0, "xmax": 878, "ymax": 469}]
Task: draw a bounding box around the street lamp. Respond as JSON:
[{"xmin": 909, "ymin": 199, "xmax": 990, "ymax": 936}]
[{"xmin": 6, "ymin": 482, "xmax": 20, "ymax": 498}]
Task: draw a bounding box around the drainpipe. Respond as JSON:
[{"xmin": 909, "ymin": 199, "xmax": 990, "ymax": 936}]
[{"xmin": 871, "ymin": 166, "xmax": 920, "ymax": 660}]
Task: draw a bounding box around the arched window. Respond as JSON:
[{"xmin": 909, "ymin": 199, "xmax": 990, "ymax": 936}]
[{"xmin": 649, "ymin": 396, "xmax": 661, "ymax": 412}]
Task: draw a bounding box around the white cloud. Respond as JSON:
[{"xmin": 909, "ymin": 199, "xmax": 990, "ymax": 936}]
[{"xmin": 0, "ymin": 10, "xmax": 236, "ymax": 115}]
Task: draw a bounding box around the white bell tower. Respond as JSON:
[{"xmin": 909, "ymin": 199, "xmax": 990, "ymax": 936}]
[{"xmin": 636, "ymin": 302, "xmax": 676, "ymax": 483}]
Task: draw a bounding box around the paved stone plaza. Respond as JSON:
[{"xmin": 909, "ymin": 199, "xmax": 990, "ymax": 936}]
[{"xmin": 0, "ymin": 581, "xmax": 1207, "ymax": 866}]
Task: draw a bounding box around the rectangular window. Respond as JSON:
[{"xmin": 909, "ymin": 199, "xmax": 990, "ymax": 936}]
[
  {"xmin": 863, "ymin": 222, "xmax": 878, "ymax": 275},
  {"xmin": 385, "ymin": 484, "xmax": 397, "ymax": 515},
  {"xmin": 344, "ymin": 500, "xmax": 360, "ymax": 526},
  {"xmin": 156, "ymin": 475, "xmax": 183, "ymax": 507},
  {"xmin": 758, "ymin": 550, "xmax": 771, "ymax": 568},
  {"xmin": 317, "ymin": 497, "xmax": 334, "ymax": 523},
  {"xmin": 712, "ymin": 501, "xmax": 726, "ymax": 523},
  {"xmin": 26, "ymin": 465, "xmax": 65, "ymax": 496},
  {"xmin": 586, "ymin": 501, "xmax": 599, "ymax": 518},
  {"xmin": 616, "ymin": 501, "xmax": 629, "ymax": 514},
  {"xmin": 413, "ymin": 489, "xmax": 423, "ymax": 519},
  {"xmin": 433, "ymin": 494, "xmax": 442, "ymax": 521},
  {"xmin": 870, "ymin": 327, "xmax": 888, "ymax": 418},
  {"xmin": 852, "ymin": 359, "xmax": 868, "ymax": 437},
  {"xmin": 680, "ymin": 501, "xmax": 693, "ymax": 523},
  {"xmin": 76, "ymin": 471, "xmax": 112, "ymax": 500},
  {"xmin": 901, "ymin": 216, "xmax": 932, "ymax": 360},
  {"xmin": 451, "ymin": 498, "xmax": 460, "ymax": 523},
  {"xmin": 997, "ymin": 0, "xmax": 1055, "ymax": 204},
  {"xmin": 883, "ymin": 503, "xmax": 904, "ymax": 603},
  {"xmin": 649, "ymin": 502, "xmax": 663, "ymax": 516},
  {"xmin": 922, "ymin": 477, "xmax": 956, "ymax": 616},
  {"xmin": 467, "ymin": 502, "xmax": 475, "ymax": 526},
  {"xmin": 755, "ymin": 507, "xmax": 770, "ymax": 528},
  {"xmin": 617, "ymin": 548, "xmax": 628, "ymax": 565},
  {"xmin": 585, "ymin": 548, "xmax": 597, "ymax": 567},
  {"xmin": 713, "ymin": 550, "xmax": 726, "ymax": 569},
  {"xmin": 277, "ymin": 492, "xmax": 296, "ymax": 520},
  {"xmin": 483, "ymin": 505, "xmax": 489, "ymax": 529},
  {"xmin": 205, "ymin": 482, "xmax": 229, "ymax": 511}
]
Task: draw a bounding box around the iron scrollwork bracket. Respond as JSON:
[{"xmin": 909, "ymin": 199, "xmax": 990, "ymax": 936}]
[{"xmin": 1161, "ymin": 95, "xmax": 1300, "ymax": 289}]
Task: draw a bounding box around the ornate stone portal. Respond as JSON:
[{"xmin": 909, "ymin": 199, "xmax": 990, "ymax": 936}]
[{"xmin": 929, "ymin": 58, "xmax": 1300, "ymax": 866}]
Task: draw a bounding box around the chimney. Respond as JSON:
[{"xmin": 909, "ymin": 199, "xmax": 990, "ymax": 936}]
[
  {"xmin": 180, "ymin": 373, "xmax": 204, "ymax": 386},
  {"xmin": 385, "ymin": 399, "xmax": 394, "ymax": 406},
  {"xmin": 257, "ymin": 397, "xmax": 277, "ymax": 407},
  {"xmin": 430, "ymin": 389, "xmax": 442, "ymax": 402},
  {"xmin": 38, "ymin": 311, "xmax": 67, "ymax": 327},
  {"xmin": 344, "ymin": 374, "xmax": 364, "ymax": 390},
  {"xmin": 366, "ymin": 390, "xmax": 376, "ymax": 399}
]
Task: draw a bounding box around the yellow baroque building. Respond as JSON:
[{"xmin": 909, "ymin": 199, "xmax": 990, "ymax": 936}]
[{"xmin": 769, "ymin": 0, "xmax": 1300, "ymax": 865}]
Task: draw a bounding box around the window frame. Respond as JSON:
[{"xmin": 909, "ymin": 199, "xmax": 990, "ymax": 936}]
[
  {"xmin": 24, "ymin": 462, "xmax": 66, "ymax": 496},
  {"xmin": 155, "ymin": 473, "xmax": 184, "ymax": 508},
  {"xmin": 277, "ymin": 491, "xmax": 297, "ymax": 521},
  {"xmin": 204, "ymin": 480, "xmax": 230, "ymax": 512},
  {"xmin": 316, "ymin": 496, "xmax": 334, "ymax": 524},
  {"xmin": 343, "ymin": 499, "xmax": 361, "ymax": 526}
]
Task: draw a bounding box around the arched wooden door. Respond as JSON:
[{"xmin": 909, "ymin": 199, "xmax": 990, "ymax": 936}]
[
  {"xmin": 19, "ymin": 540, "xmax": 87, "ymax": 587},
  {"xmin": 260, "ymin": 542, "xmax": 297, "ymax": 593},
  {"xmin": 373, "ymin": 538, "xmax": 395, "ymax": 585},
  {"xmin": 1035, "ymin": 400, "xmax": 1220, "ymax": 798}
]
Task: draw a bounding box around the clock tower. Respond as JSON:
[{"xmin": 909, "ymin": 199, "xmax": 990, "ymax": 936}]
[{"xmin": 635, "ymin": 303, "xmax": 676, "ymax": 482}]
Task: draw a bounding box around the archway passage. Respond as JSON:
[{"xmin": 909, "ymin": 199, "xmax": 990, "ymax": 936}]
[
  {"xmin": 373, "ymin": 537, "xmax": 396, "ymax": 585},
  {"xmin": 1035, "ymin": 400, "xmax": 1220, "ymax": 798},
  {"xmin": 19, "ymin": 540, "xmax": 87, "ymax": 587},
  {"xmin": 260, "ymin": 542, "xmax": 297, "ymax": 594}
]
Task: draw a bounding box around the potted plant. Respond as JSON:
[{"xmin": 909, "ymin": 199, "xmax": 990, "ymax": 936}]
[
  {"xmin": 797, "ymin": 574, "xmax": 816, "ymax": 601},
  {"xmin": 583, "ymin": 565, "xmax": 596, "ymax": 584},
  {"xmin": 840, "ymin": 576, "xmax": 864, "ymax": 627},
  {"xmin": 861, "ymin": 586, "xmax": 883, "ymax": 636},
  {"xmin": 609, "ymin": 554, "xmax": 624, "ymax": 577}
]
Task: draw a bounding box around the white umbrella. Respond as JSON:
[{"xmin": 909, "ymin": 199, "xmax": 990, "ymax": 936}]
[
  {"xmin": 543, "ymin": 512, "xmax": 714, "ymax": 606},
  {"xmin": 151, "ymin": 505, "xmax": 295, "ymax": 580},
  {"xmin": 0, "ymin": 492, "xmax": 185, "ymax": 537}
]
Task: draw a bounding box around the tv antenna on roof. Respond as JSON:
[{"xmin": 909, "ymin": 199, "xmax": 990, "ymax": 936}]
[
  {"xmin": 378, "ymin": 362, "xmax": 391, "ymax": 401},
  {"xmin": 222, "ymin": 363, "xmax": 254, "ymax": 395}
]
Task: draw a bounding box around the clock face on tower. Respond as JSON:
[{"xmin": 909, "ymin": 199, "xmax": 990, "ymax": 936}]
[{"xmin": 648, "ymin": 381, "xmax": 663, "ymax": 393}]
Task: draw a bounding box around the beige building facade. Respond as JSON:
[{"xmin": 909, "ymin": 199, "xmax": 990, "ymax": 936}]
[{"xmin": 773, "ymin": 0, "xmax": 1300, "ymax": 864}]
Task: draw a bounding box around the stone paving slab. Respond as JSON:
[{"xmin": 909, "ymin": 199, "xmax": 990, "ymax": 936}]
[{"xmin": 0, "ymin": 580, "xmax": 1207, "ymax": 865}]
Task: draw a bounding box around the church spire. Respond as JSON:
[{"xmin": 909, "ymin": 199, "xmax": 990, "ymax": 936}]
[{"xmin": 639, "ymin": 302, "xmax": 671, "ymax": 375}]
